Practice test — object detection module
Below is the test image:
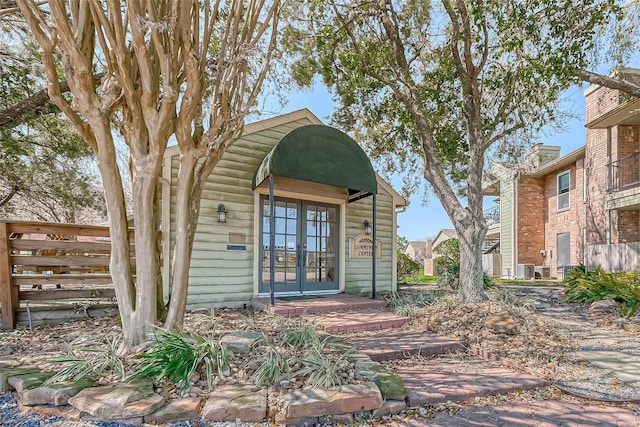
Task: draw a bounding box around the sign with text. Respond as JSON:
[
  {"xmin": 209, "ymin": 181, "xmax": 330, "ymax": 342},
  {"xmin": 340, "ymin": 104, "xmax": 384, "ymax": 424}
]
[{"xmin": 350, "ymin": 234, "xmax": 382, "ymax": 259}]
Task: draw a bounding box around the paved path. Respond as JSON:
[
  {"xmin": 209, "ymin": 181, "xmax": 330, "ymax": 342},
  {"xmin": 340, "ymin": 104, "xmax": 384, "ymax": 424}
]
[
  {"xmin": 504, "ymin": 285, "xmax": 640, "ymax": 389},
  {"xmin": 396, "ymin": 362, "xmax": 546, "ymax": 406},
  {"xmin": 397, "ymin": 400, "xmax": 640, "ymax": 426},
  {"xmin": 350, "ymin": 331, "xmax": 464, "ymax": 361}
]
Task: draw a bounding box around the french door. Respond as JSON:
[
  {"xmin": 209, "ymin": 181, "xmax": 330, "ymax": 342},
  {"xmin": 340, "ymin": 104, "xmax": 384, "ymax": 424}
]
[{"xmin": 259, "ymin": 196, "xmax": 339, "ymax": 294}]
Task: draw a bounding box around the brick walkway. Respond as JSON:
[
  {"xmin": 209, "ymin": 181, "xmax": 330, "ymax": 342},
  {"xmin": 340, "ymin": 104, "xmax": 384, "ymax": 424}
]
[
  {"xmin": 396, "ymin": 361, "xmax": 547, "ymax": 406},
  {"xmin": 306, "ymin": 309, "xmax": 411, "ymax": 334},
  {"xmin": 397, "ymin": 400, "xmax": 640, "ymax": 426},
  {"xmin": 252, "ymin": 294, "xmax": 386, "ymax": 317},
  {"xmin": 350, "ymin": 331, "xmax": 465, "ymax": 361}
]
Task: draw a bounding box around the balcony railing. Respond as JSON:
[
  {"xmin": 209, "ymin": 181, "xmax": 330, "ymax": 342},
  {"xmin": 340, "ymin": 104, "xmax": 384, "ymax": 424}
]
[
  {"xmin": 484, "ymin": 205, "xmax": 500, "ymax": 226},
  {"xmin": 607, "ymin": 151, "xmax": 640, "ymax": 192}
]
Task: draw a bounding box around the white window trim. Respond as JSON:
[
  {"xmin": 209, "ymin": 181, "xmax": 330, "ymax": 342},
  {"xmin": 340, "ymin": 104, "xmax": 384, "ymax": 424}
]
[{"xmin": 557, "ymin": 170, "xmax": 571, "ymax": 211}]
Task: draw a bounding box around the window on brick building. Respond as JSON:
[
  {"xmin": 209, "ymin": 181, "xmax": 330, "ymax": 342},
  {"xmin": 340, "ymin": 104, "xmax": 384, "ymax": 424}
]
[
  {"xmin": 557, "ymin": 232, "xmax": 570, "ymax": 269},
  {"xmin": 557, "ymin": 171, "xmax": 570, "ymax": 210}
]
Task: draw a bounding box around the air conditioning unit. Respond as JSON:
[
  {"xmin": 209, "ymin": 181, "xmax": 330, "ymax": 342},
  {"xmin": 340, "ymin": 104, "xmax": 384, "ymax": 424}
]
[
  {"xmin": 516, "ymin": 263, "xmax": 535, "ymax": 279},
  {"xmin": 534, "ymin": 265, "xmax": 550, "ymax": 279}
]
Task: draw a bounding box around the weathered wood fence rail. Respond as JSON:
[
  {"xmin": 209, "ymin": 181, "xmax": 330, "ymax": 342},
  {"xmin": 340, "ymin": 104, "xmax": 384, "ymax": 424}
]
[{"xmin": 0, "ymin": 221, "xmax": 134, "ymax": 330}]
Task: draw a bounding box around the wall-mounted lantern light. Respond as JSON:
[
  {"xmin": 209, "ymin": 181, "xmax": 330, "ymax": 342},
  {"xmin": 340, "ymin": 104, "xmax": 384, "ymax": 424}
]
[
  {"xmin": 217, "ymin": 204, "xmax": 227, "ymax": 223},
  {"xmin": 363, "ymin": 219, "xmax": 372, "ymax": 235}
]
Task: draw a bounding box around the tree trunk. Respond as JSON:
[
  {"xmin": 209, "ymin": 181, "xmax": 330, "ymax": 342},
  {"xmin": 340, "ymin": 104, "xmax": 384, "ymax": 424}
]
[
  {"xmin": 94, "ymin": 138, "xmax": 135, "ymax": 348},
  {"xmin": 130, "ymin": 167, "xmax": 160, "ymax": 344},
  {"xmin": 455, "ymin": 213, "xmax": 488, "ymax": 303},
  {"xmin": 165, "ymin": 151, "xmax": 198, "ymax": 330}
]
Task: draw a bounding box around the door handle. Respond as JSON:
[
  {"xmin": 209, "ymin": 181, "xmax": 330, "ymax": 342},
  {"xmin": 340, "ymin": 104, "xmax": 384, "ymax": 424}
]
[
  {"xmin": 297, "ymin": 244, "xmax": 301, "ymax": 267},
  {"xmin": 302, "ymin": 244, "xmax": 307, "ymax": 268}
]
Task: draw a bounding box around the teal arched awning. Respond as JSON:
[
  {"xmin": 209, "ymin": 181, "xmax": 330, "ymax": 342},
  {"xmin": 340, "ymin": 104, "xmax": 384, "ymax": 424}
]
[{"xmin": 252, "ymin": 125, "xmax": 377, "ymax": 200}]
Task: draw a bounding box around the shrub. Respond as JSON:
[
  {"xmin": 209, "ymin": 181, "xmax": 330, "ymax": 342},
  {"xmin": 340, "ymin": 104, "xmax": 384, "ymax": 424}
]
[
  {"xmin": 563, "ymin": 264, "xmax": 640, "ymax": 317},
  {"xmin": 436, "ymin": 267, "xmax": 493, "ymax": 291},
  {"xmin": 133, "ymin": 328, "xmax": 228, "ymax": 390},
  {"xmin": 397, "ymin": 251, "xmax": 421, "ymax": 281}
]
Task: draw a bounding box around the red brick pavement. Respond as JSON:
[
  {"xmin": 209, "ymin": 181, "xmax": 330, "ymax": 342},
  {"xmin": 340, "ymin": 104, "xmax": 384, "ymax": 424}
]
[
  {"xmin": 349, "ymin": 331, "xmax": 465, "ymax": 361},
  {"xmin": 305, "ymin": 310, "xmax": 411, "ymax": 334},
  {"xmin": 252, "ymin": 294, "xmax": 386, "ymax": 317},
  {"xmin": 398, "ymin": 400, "xmax": 640, "ymax": 426},
  {"xmin": 396, "ymin": 362, "xmax": 547, "ymax": 407}
]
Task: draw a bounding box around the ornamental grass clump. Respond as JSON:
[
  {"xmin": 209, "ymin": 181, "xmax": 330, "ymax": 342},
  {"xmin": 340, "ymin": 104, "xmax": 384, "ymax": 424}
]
[
  {"xmin": 386, "ymin": 291, "xmax": 435, "ymax": 317},
  {"xmin": 132, "ymin": 328, "xmax": 228, "ymax": 390},
  {"xmin": 251, "ymin": 345, "xmax": 291, "ymax": 385},
  {"xmin": 563, "ymin": 265, "xmax": 640, "ymax": 317},
  {"xmin": 45, "ymin": 334, "xmax": 125, "ymax": 384}
]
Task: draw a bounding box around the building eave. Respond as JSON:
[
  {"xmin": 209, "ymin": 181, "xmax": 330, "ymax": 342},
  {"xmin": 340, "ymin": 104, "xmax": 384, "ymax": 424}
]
[{"xmin": 528, "ymin": 146, "xmax": 586, "ymax": 177}]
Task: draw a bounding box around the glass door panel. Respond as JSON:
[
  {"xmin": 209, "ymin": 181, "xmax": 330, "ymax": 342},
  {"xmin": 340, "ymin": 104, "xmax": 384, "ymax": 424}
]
[
  {"xmin": 260, "ymin": 199, "xmax": 299, "ymax": 293},
  {"xmin": 302, "ymin": 203, "xmax": 338, "ymax": 292},
  {"xmin": 260, "ymin": 197, "xmax": 339, "ymax": 294}
]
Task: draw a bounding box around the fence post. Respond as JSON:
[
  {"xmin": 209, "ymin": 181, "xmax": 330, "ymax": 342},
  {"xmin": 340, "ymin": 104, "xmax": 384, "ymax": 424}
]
[{"xmin": 0, "ymin": 222, "xmax": 16, "ymax": 330}]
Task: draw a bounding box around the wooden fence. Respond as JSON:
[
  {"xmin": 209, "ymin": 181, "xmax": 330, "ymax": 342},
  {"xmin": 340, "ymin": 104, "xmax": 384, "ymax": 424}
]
[
  {"xmin": 0, "ymin": 221, "xmax": 134, "ymax": 330},
  {"xmin": 585, "ymin": 242, "xmax": 640, "ymax": 272}
]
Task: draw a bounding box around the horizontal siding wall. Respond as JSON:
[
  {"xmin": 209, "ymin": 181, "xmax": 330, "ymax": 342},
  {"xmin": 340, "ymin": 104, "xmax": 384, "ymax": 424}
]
[
  {"xmin": 168, "ymin": 118, "xmax": 316, "ymax": 309},
  {"xmin": 344, "ymin": 187, "xmax": 395, "ymax": 295}
]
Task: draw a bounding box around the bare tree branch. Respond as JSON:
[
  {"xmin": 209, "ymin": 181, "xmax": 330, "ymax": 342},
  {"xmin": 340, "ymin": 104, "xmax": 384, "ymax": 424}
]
[
  {"xmin": 0, "ymin": 74, "xmax": 104, "ymax": 129},
  {"xmin": 579, "ymin": 69, "xmax": 640, "ymax": 98}
]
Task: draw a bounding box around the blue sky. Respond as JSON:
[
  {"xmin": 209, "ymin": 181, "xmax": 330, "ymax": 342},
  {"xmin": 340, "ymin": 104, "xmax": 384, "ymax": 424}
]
[{"xmin": 264, "ymin": 81, "xmax": 593, "ymax": 241}]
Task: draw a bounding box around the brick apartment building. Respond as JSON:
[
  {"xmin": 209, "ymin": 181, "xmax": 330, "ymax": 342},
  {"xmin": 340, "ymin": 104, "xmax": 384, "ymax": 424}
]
[{"xmin": 482, "ymin": 68, "xmax": 640, "ymax": 279}]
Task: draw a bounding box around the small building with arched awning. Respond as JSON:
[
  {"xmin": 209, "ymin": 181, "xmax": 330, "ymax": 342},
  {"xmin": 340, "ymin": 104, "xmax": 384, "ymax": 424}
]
[{"xmin": 161, "ymin": 109, "xmax": 406, "ymax": 309}]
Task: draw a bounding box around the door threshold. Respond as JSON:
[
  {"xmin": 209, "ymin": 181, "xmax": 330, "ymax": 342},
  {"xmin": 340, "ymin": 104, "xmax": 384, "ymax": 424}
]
[{"xmin": 257, "ymin": 290, "xmax": 341, "ymax": 298}]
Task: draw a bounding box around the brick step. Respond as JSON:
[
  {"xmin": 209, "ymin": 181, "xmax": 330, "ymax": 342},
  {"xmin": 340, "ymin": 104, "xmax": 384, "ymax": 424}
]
[
  {"xmin": 395, "ymin": 358, "xmax": 547, "ymax": 407},
  {"xmin": 252, "ymin": 294, "xmax": 387, "ymax": 317},
  {"xmin": 305, "ymin": 309, "xmax": 410, "ymax": 334},
  {"xmin": 349, "ymin": 331, "xmax": 465, "ymax": 361}
]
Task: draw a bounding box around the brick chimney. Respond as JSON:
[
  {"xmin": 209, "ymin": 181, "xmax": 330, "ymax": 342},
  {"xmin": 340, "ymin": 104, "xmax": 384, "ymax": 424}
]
[{"xmin": 524, "ymin": 144, "xmax": 561, "ymax": 171}]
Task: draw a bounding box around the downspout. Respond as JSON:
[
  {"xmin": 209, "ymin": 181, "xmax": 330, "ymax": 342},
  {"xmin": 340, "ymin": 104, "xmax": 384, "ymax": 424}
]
[{"xmin": 513, "ymin": 173, "xmax": 519, "ymax": 279}]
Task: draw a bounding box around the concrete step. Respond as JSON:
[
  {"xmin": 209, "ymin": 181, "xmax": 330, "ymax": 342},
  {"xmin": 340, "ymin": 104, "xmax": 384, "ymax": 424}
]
[
  {"xmin": 349, "ymin": 331, "xmax": 465, "ymax": 361},
  {"xmin": 395, "ymin": 357, "xmax": 547, "ymax": 407},
  {"xmin": 252, "ymin": 294, "xmax": 387, "ymax": 317},
  {"xmin": 305, "ymin": 309, "xmax": 410, "ymax": 334}
]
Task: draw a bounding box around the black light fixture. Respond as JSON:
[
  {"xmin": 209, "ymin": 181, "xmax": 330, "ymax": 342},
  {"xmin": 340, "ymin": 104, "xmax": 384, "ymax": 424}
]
[
  {"xmin": 217, "ymin": 203, "xmax": 227, "ymax": 223},
  {"xmin": 363, "ymin": 219, "xmax": 372, "ymax": 235}
]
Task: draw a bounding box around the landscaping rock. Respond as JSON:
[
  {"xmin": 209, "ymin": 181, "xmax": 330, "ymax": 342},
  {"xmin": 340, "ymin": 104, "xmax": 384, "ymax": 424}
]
[
  {"xmin": 372, "ymin": 399, "xmax": 406, "ymax": 418},
  {"xmin": 201, "ymin": 384, "xmax": 266, "ymax": 421},
  {"xmin": 274, "ymin": 414, "xmax": 319, "ymax": 427},
  {"xmin": 0, "ymin": 367, "xmax": 39, "ymax": 392},
  {"xmin": 68, "ymin": 386, "xmax": 165, "ymax": 419},
  {"xmin": 281, "ymin": 383, "xmax": 382, "ymax": 419},
  {"xmin": 220, "ymin": 332, "xmax": 264, "ymax": 353},
  {"xmin": 374, "ymin": 373, "xmax": 407, "ymax": 401},
  {"xmin": 21, "ymin": 379, "xmax": 94, "ymax": 406},
  {"xmin": 17, "ymin": 399, "xmax": 82, "ymax": 420},
  {"xmin": 7, "ymin": 371, "xmax": 54, "ymax": 393},
  {"xmin": 355, "ymin": 360, "xmax": 385, "ymax": 381},
  {"xmin": 102, "ymin": 377, "xmax": 154, "ymax": 405},
  {"xmin": 145, "ymin": 396, "xmax": 203, "ymax": 424},
  {"xmin": 589, "ymin": 299, "xmax": 618, "ymax": 314},
  {"xmin": 485, "ymin": 312, "xmax": 517, "ymax": 335}
]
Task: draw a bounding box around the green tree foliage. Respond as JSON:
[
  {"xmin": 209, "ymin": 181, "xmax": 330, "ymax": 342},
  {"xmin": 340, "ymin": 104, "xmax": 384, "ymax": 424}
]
[
  {"xmin": 0, "ymin": 21, "xmax": 103, "ymax": 222},
  {"xmin": 288, "ymin": 0, "xmax": 616, "ymax": 303},
  {"xmin": 433, "ymin": 239, "xmax": 460, "ymax": 269},
  {"xmin": 397, "ymin": 251, "xmax": 421, "ymax": 282}
]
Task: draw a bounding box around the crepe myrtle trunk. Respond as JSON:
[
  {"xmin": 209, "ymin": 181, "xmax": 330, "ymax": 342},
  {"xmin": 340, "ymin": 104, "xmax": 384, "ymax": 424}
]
[
  {"xmin": 454, "ymin": 211, "xmax": 488, "ymax": 303},
  {"xmin": 165, "ymin": 151, "xmax": 198, "ymax": 330}
]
